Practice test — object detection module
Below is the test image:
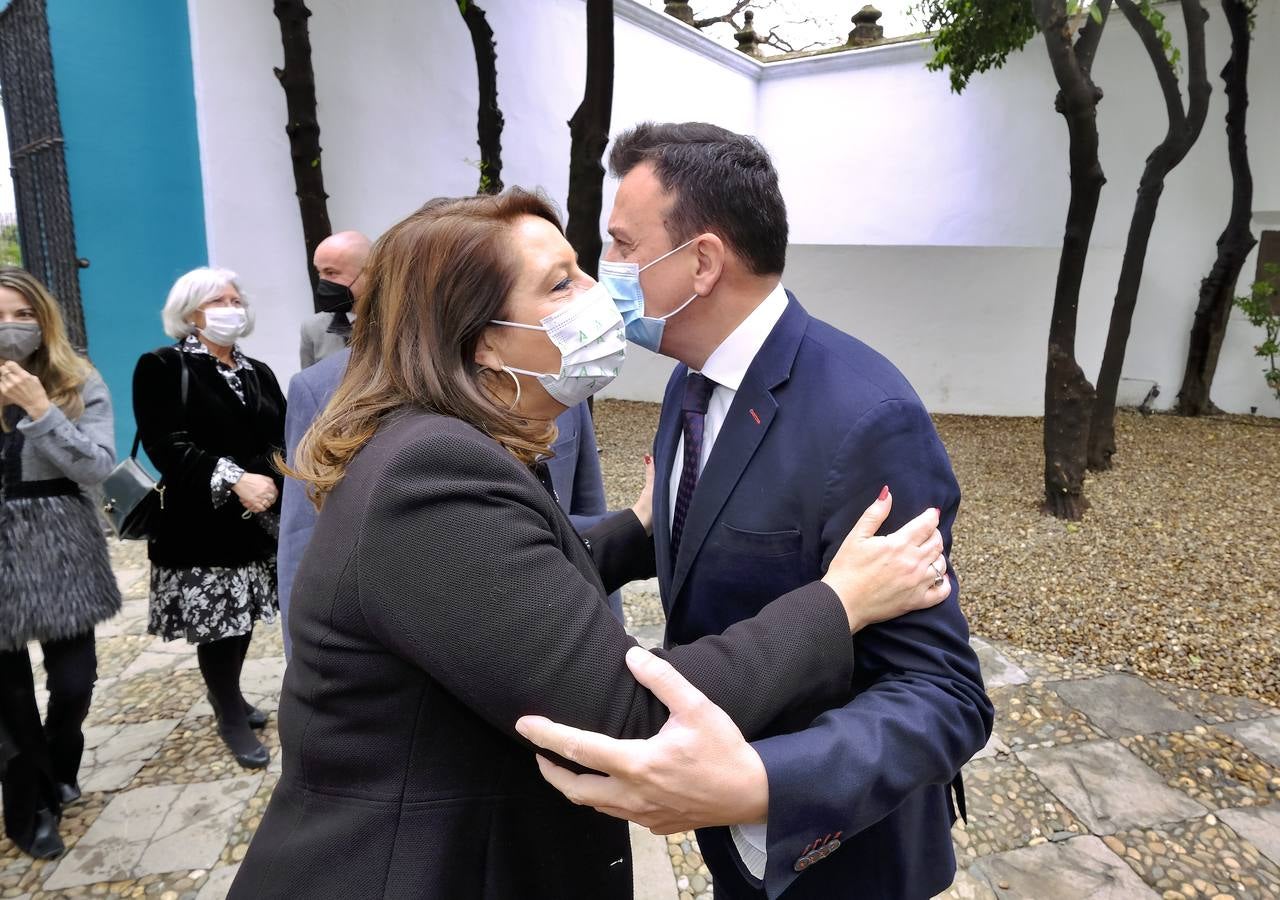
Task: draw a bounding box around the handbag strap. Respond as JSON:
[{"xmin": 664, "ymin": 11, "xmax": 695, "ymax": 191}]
[{"xmin": 130, "ymin": 349, "xmax": 189, "ymax": 461}]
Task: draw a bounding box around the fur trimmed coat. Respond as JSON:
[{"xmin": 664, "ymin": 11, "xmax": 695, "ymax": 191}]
[{"xmin": 0, "ymin": 370, "xmax": 123, "ymax": 651}]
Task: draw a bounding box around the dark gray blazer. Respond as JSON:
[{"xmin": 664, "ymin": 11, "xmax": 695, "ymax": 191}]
[
  {"xmin": 277, "ymin": 349, "xmax": 614, "ymax": 658},
  {"xmin": 232, "ymin": 409, "xmax": 856, "ymax": 899}
]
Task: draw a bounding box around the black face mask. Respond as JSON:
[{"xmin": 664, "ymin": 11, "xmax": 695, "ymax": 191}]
[{"xmin": 315, "ymin": 279, "xmax": 355, "ymax": 315}]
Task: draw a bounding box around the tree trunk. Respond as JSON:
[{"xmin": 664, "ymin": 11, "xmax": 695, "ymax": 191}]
[
  {"xmin": 1176, "ymin": 0, "xmax": 1255, "ymax": 416},
  {"xmin": 1088, "ymin": 0, "xmax": 1210, "ymax": 469},
  {"xmin": 273, "ymin": 0, "xmax": 332, "ymax": 301},
  {"xmin": 565, "ymin": 0, "xmax": 615, "ymax": 280},
  {"xmin": 1035, "ymin": 0, "xmax": 1109, "ymax": 520},
  {"xmin": 1043, "ymin": 100, "xmax": 1105, "ymax": 520},
  {"xmin": 458, "ymin": 1, "xmax": 504, "ymax": 195}
]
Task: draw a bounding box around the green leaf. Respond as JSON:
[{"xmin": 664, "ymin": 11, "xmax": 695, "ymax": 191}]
[
  {"xmin": 1090, "ymin": 4, "xmax": 1104, "ymax": 23},
  {"xmin": 310, "ymin": 158, "xmax": 320, "ymax": 168},
  {"xmin": 457, "ymin": 0, "xmax": 468, "ymax": 12}
]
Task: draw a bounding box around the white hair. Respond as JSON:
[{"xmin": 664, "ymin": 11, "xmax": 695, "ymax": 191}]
[{"xmin": 161, "ymin": 267, "xmax": 255, "ymax": 340}]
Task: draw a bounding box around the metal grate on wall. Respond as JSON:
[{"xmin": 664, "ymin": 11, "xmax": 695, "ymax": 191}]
[{"xmin": 0, "ymin": 0, "xmax": 86, "ymax": 349}]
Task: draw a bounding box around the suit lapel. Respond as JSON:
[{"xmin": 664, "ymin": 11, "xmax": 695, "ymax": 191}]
[
  {"xmin": 668, "ymin": 295, "xmax": 810, "ymax": 606},
  {"xmin": 668, "ymin": 378, "xmax": 777, "ymax": 604}
]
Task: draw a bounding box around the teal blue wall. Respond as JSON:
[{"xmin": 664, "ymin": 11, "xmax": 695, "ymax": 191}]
[{"xmin": 42, "ymin": 0, "xmax": 208, "ymax": 461}]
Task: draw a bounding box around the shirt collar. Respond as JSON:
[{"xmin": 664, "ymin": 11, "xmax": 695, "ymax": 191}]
[{"xmin": 697, "ymin": 282, "xmax": 788, "ymax": 392}]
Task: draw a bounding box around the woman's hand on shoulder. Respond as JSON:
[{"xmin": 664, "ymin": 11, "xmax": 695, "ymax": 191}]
[
  {"xmin": 822, "ymin": 489, "xmax": 951, "ymax": 633},
  {"xmin": 630, "ymin": 454, "xmax": 655, "ymax": 536}
]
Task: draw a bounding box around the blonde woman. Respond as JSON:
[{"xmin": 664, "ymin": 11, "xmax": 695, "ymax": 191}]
[
  {"xmin": 132, "ymin": 268, "xmax": 286, "ymax": 771},
  {"xmin": 0, "ymin": 267, "xmax": 121, "ymax": 860}
]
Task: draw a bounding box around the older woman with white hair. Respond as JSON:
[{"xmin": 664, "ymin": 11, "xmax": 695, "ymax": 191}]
[{"xmin": 132, "ymin": 267, "xmax": 286, "ymax": 769}]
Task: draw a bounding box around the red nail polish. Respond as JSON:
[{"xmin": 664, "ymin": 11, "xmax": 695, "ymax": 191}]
[
  {"xmin": 644, "ymin": 454, "xmax": 652, "ymax": 464},
  {"xmin": 878, "ymin": 485, "xmax": 889, "ymax": 501}
]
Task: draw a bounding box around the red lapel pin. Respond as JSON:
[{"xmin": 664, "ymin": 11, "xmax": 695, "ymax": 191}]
[{"xmin": 749, "ymin": 408, "xmax": 762, "ymax": 425}]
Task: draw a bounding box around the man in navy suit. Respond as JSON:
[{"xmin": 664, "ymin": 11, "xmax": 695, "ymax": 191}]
[
  {"xmin": 518, "ymin": 123, "xmax": 993, "ymax": 898},
  {"xmin": 277, "ymin": 348, "xmax": 615, "ymax": 658}
]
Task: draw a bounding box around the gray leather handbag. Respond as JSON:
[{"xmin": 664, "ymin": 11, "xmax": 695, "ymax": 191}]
[{"xmin": 102, "ymin": 353, "xmax": 188, "ymax": 540}]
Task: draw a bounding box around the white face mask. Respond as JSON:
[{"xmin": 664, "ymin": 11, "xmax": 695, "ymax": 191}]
[
  {"xmin": 489, "ymin": 283, "xmax": 627, "ymax": 408},
  {"xmin": 198, "ymin": 307, "xmax": 248, "ymax": 347}
]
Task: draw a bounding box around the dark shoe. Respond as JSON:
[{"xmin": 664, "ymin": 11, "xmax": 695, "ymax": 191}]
[
  {"xmin": 207, "ymin": 693, "xmax": 270, "ymax": 770},
  {"xmin": 244, "ymin": 700, "xmax": 268, "ymax": 730},
  {"xmin": 209, "ymin": 690, "xmax": 268, "ymax": 730},
  {"xmin": 223, "ymin": 737, "xmax": 269, "ymax": 770},
  {"xmin": 56, "ymin": 781, "xmax": 82, "ymax": 806},
  {"xmin": 22, "ymin": 808, "xmax": 65, "ymax": 860}
]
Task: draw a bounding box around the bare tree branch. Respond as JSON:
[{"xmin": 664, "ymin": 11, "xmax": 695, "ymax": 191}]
[
  {"xmin": 1115, "ymin": 0, "xmax": 1187, "ymax": 133},
  {"xmin": 1075, "ymin": 0, "xmax": 1113, "ymax": 74},
  {"xmin": 693, "ymin": 0, "xmax": 750, "ymax": 29}
]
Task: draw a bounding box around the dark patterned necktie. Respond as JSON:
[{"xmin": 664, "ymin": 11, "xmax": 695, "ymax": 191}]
[{"xmin": 670, "ymin": 372, "xmax": 716, "ymax": 558}]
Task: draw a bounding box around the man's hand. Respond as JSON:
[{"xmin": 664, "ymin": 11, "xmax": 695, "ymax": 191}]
[{"xmin": 515, "ymin": 646, "xmax": 768, "ymax": 834}]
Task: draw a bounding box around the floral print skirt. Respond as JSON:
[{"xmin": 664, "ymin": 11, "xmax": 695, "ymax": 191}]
[{"xmin": 148, "ymin": 559, "xmax": 278, "ymax": 645}]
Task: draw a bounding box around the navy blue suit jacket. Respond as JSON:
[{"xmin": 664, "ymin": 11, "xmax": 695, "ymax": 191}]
[
  {"xmin": 654, "ymin": 295, "xmax": 992, "ymax": 899},
  {"xmin": 277, "ymin": 349, "xmax": 614, "ymax": 658}
]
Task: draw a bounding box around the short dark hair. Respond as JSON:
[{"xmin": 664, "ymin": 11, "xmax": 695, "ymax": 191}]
[{"xmin": 608, "ymin": 122, "xmax": 788, "ymax": 276}]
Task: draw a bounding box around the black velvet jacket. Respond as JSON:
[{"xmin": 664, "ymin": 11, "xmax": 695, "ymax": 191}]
[{"xmin": 132, "ymin": 345, "xmax": 286, "ymax": 568}]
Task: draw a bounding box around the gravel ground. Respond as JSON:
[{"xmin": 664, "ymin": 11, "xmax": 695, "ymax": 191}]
[{"xmin": 592, "ymin": 400, "xmax": 1280, "ymax": 706}]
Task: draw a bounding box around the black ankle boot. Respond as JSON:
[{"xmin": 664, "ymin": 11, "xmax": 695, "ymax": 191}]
[
  {"xmin": 209, "ymin": 691, "xmax": 268, "ymax": 730},
  {"xmin": 56, "ymin": 781, "xmax": 82, "ymax": 806},
  {"xmin": 208, "ymin": 693, "xmax": 269, "ymax": 769},
  {"xmin": 21, "ymin": 808, "xmax": 65, "ymax": 860}
]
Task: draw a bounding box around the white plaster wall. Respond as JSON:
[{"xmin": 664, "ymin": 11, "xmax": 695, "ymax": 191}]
[
  {"xmin": 756, "ymin": 1, "xmax": 1280, "ymax": 416},
  {"xmin": 189, "ymin": 0, "xmax": 757, "ymax": 385},
  {"xmin": 187, "ymin": 0, "xmax": 312, "ymax": 383},
  {"xmin": 188, "ymin": 0, "xmax": 1279, "ymax": 416}
]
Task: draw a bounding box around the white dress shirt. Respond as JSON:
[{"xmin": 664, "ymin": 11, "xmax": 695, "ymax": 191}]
[{"xmin": 666, "ymin": 281, "xmax": 788, "ymax": 879}]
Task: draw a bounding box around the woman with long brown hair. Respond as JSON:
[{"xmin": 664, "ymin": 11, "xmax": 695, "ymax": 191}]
[
  {"xmin": 0, "ymin": 267, "xmax": 121, "ymax": 860},
  {"xmin": 231, "ymin": 191, "xmax": 950, "ymax": 898}
]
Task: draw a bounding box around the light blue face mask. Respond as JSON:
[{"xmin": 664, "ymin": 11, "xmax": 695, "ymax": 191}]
[{"xmin": 597, "ymin": 237, "xmax": 699, "ymax": 353}]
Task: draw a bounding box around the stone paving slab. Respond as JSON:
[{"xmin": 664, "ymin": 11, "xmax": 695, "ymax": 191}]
[
  {"xmin": 184, "ymin": 656, "xmax": 286, "ymax": 720},
  {"xmin": 953, "ymin": 757, "xmax": 1084, "ymax": 863},
  {"xmin": 6, "ymin": 542, "xmax": 1279, "ymax": 899},
  {"xmin": 194, "ymin": 864, "xmax": 239, "ymax": 900},
  {"xmin": 130, "ymin": 717, "xmax": 282, "ymax": 789},
  {"xmin": 43, "ymin": 777, "xmax": 261, "ymax": 891},
  {"xmin": 990, "ymin": 682, "xmax": 1109, "ymax": 752},
  {"xmin": 1121, "ymin": 727, "xmax": 1280, "ymax": 810},
  {"xmin": 968, "ymin": 835, "xmax": 1159, "ymax": 898},
  {"xmin": 996, "ymin": 645, "xmax": 1106, "ymax": 683},
  {"xmin": 1053, "ymin": 674, "xmax": 1201, "ymax": 737},
  {"xmin": 970, "ymin": 638, "xmax": 1030, "ymax": 690},
  {"xmin": 1103, "ymin": 813, "xmax": 1280, "ymax": 898},
  {"xmin": 934, "ymin": 867, "xmax": 998, "ymax": 899},
  {"xmin": 630, "ymin": 823, "xmax": 679, "ymax": 900},
  {"xmin": 1157, "ymin": 685, "xmax": 1279, "ymax": 727},
  {"xmin": 1216, "ymin": 805, "xmax": 1280, "ymax": 867},
  {"xmin": 1222, "ymin": 716, "xmax": 1280, "ymax": 769},
  {"xmin": 1018, "ymin": 741, "xmax": 1208, "ymax": 834},
  {"xmin": 78, "ymin": 719, "xmax": 181, "ymax": 793}
]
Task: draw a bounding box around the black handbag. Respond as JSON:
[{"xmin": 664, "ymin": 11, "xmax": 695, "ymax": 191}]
[{"xmin": 102, "ymin": 352, "xmax": 188, "ymax": 540}]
